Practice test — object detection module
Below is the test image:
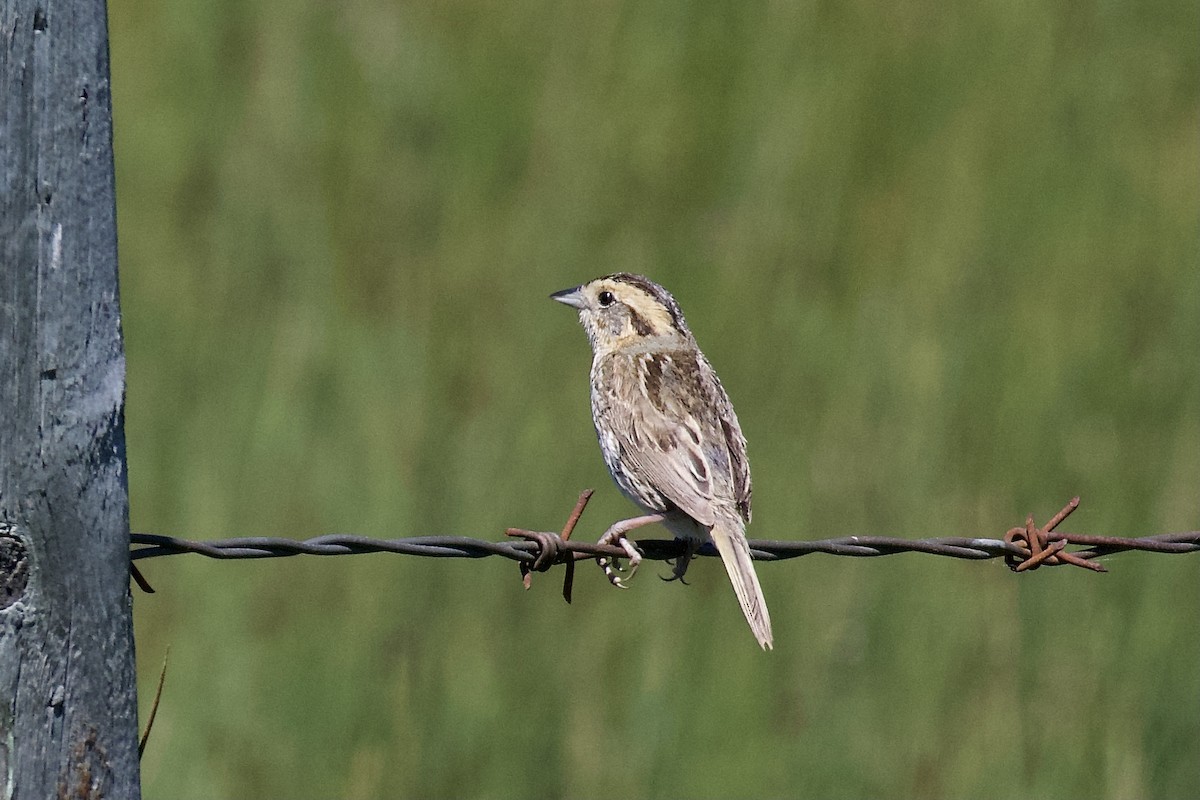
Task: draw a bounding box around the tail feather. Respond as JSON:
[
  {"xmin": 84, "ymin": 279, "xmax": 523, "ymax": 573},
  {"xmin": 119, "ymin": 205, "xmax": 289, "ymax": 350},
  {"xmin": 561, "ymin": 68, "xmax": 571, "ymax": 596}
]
[{"xmin": 710, "ymin": 521, "xmax": 773, "ymax": 650}]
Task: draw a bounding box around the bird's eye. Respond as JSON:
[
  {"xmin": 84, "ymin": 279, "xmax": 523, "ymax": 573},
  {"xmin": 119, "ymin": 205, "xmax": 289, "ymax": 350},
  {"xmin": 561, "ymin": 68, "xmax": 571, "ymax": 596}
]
[{"xmin": 597, "ymin": 290, "xmax": 616, "ymax": 308}]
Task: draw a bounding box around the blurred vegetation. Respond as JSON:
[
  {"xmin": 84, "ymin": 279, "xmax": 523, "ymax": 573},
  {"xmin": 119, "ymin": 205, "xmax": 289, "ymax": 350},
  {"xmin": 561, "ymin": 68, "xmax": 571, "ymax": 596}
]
[{"xmin": 109, "ymin": 0, "xmax": 1198, "ymax": 797}]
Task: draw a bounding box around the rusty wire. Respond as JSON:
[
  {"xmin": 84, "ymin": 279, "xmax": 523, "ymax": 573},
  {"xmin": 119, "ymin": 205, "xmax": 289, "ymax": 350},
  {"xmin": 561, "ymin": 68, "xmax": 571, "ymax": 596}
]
[{"xmin": 129, "ymin": 494, "xmax": 1200, "ymax": 600}]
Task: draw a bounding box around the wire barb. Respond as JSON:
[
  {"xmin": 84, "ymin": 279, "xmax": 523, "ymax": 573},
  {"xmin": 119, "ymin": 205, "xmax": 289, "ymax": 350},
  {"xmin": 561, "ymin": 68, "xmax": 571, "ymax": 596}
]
[
  {"xmin": 1003, "ymin": 496, "xmax": 1105, "ymax": 573},
  {"xmin": 505, "ymin": 489, "xmax": 594, "ymax": 602}
]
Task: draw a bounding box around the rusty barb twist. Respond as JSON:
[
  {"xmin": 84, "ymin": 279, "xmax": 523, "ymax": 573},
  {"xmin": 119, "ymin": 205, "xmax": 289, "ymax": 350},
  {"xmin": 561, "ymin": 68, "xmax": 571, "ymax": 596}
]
[
  {"xmin": 128, "ymin": 493, "xmax": 1200, "ymax": 596},
  {"xmin": 1003, "ymin": 497, "xmax": 1103, "ymax": 572},
  {"xmin": 505, "ymin": 489, "xmax": 595, "ymax": 602}
]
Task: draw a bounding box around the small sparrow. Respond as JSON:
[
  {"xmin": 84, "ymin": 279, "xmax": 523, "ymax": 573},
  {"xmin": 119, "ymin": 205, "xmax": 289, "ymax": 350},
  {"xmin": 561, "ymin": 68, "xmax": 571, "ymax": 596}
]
[{"xmin": 552, "ymin": 274, "xmax": 772, "ymax": 649}]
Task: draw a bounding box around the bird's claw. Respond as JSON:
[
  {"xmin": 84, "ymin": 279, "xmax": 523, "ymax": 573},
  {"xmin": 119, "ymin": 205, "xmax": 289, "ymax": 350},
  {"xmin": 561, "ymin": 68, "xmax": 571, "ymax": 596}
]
[{"xmin": 660, "ymin": 540, "xmax": 697, "ymax": 584}]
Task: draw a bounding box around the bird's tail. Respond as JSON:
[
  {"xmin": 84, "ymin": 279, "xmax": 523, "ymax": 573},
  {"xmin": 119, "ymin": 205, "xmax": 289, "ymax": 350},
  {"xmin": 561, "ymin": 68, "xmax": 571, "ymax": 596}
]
[{"xmin": 710, "ymin": 517, "xmax": 773, "ymax": 650}]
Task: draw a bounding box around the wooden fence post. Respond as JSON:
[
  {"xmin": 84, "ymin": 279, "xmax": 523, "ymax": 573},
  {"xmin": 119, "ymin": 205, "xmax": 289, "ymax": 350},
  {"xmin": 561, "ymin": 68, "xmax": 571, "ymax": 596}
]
[{"xmin": 0, "ymin": 0, "xmax": 142, "ymax": 796}]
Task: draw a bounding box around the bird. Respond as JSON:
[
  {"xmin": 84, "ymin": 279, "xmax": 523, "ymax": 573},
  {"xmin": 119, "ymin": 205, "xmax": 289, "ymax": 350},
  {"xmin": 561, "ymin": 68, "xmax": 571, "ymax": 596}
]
[{"xmin": 551, "ymin": 273, "xmax": 773, "ymax": 649}]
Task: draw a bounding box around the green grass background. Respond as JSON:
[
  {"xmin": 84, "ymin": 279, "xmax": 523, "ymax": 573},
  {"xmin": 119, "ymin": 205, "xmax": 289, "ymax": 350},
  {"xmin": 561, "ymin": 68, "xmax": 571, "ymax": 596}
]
[{"xmin": 110, "ymin": 1, "xmax": 1199, "ymax": 797}]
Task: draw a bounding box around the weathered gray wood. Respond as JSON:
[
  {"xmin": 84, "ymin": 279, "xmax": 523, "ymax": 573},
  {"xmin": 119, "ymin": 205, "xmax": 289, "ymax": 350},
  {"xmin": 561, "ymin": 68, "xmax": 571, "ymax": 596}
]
[{"xmin": 0, "ymin": 0, "xmax": 142, "ymax": 796}]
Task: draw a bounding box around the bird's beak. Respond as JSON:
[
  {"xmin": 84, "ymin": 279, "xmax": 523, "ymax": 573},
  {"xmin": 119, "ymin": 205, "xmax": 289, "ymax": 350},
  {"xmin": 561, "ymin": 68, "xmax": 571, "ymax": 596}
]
[{"xmin": 550, "ymin": 285, "xmax": 587, "ymax": 309}]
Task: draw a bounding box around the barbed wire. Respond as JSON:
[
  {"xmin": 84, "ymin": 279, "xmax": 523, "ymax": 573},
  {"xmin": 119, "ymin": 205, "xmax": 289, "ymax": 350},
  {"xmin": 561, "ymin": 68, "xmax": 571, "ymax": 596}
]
[{"xmin": 129, "ymin": 493, "xmax": 1199, "ymax": 599}]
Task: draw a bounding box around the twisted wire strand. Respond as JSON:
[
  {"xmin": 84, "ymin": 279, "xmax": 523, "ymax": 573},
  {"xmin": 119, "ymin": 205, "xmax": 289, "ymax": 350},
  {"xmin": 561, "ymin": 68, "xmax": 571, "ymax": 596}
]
[
  {"xmin": 127, "ymin": 494, "xmax": 1199, "ymax": 581},
  {"xmin": 130, "ymin": 529, "xmax": 1200, "ymax": 565}
]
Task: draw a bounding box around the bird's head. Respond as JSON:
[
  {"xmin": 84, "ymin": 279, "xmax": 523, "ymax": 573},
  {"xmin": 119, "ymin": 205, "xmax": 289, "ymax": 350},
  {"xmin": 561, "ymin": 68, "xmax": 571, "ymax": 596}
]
[{"xmin": 551, "ymin": 273, "xmax": 693, "ymax": 354}]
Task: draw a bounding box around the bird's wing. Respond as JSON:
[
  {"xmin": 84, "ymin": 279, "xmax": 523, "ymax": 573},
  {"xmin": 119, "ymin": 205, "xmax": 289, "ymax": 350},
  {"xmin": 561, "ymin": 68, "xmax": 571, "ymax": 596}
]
[{"xmin": 609, "ymin": 349, "xmax": 747, "ymax": 528}]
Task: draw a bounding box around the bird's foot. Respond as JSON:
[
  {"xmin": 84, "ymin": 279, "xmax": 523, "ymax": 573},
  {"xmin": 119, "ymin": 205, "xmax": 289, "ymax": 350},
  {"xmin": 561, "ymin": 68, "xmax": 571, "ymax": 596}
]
[{"xmin": 595, "ymin": 513, "xmax": 665, "ymax": 588}]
